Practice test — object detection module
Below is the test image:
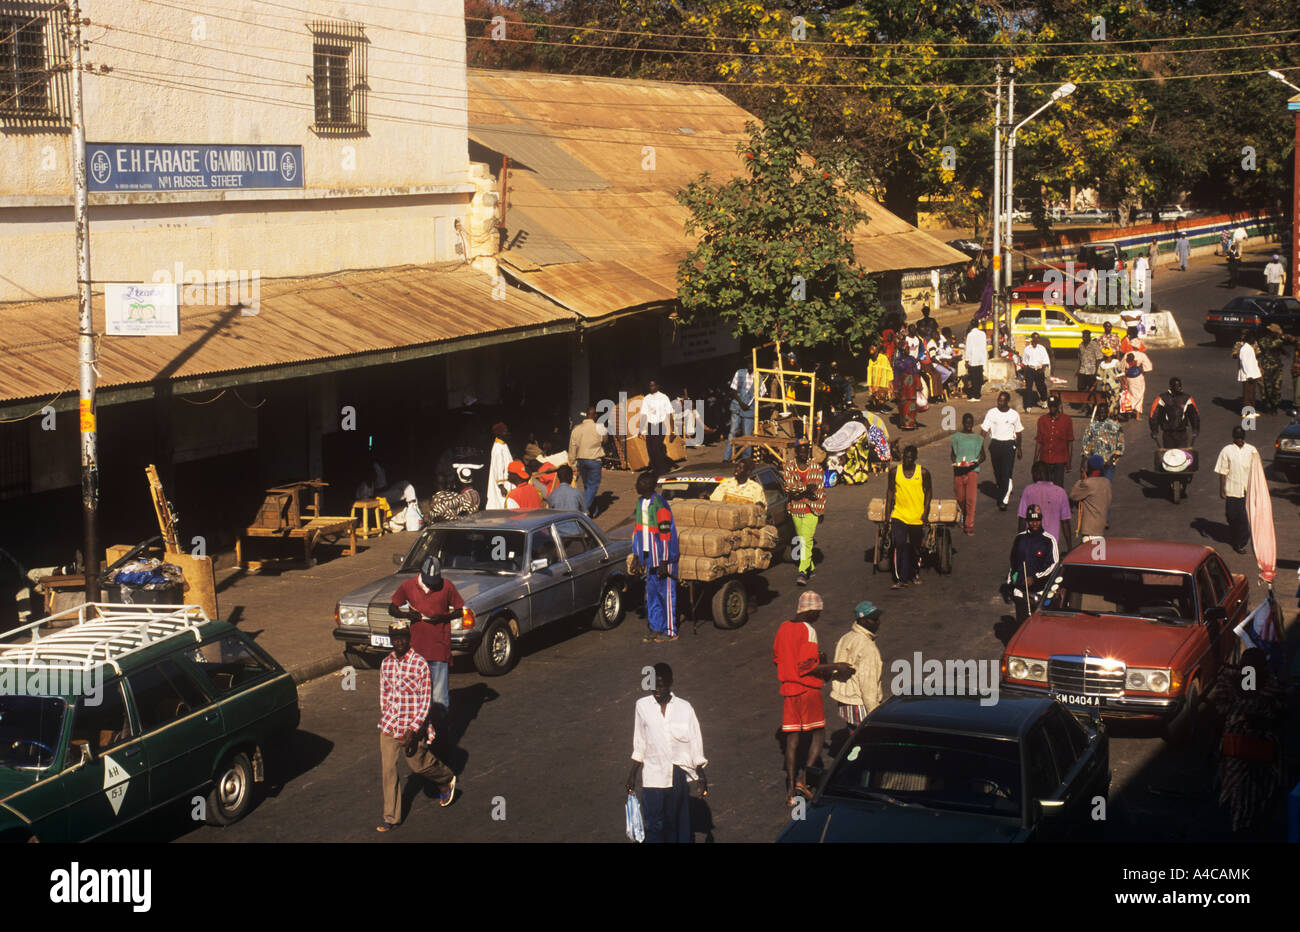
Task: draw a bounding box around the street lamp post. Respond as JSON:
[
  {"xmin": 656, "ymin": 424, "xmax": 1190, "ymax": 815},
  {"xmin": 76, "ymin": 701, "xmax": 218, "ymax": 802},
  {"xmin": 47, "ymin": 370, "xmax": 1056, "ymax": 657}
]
[
  {"xmin": 1267, "ymin": 70, "xmax": 1300, "ymax": 298},
  {"xmin": 1004, "ymin": 82, "xmax": 1076, "ymax": 332}
]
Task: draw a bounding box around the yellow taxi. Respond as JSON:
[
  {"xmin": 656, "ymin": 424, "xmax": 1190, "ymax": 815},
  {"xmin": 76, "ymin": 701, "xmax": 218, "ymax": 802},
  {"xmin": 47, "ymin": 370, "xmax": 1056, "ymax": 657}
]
[{"xmin": 981, "ymin": 304, "xmax": 1107, "ymax": 351}]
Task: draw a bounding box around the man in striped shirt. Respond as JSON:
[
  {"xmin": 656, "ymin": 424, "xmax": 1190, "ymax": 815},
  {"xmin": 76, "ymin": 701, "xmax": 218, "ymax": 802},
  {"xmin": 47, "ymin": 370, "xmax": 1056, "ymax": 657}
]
[
  {"xmin": 633, "ymin": 472, "xmax": 680, "ymax": 642},
  {"xmin": 376, "ymin": 620, "xmax": 457, "ymax": 831},
  {"xmin": 782, "ymin": 439, "xmax": 825, "ymax": 586}
]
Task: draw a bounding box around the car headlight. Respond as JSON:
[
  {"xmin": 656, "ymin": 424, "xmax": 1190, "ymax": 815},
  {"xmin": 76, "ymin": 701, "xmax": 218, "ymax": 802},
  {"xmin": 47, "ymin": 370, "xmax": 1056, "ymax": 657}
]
[
  {"xmin": 1007, "ymin": 656, "xmax": 1047, "ymax": 683},
  {"xmin": 336, "ymin": 604, "xmax": 367, "ymax": 626},
  {"xmin": 1125, "ymin": 667, "xmax": 1172, "ymax": 693},
  {"xmin": 1280, "ymin": 438, "xmax": 1300, "ymax": 452}
]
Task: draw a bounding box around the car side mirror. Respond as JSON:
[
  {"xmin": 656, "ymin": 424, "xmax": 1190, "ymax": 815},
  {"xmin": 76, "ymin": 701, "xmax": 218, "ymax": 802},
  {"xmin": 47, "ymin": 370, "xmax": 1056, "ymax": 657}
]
[
  {"xmin": 530, "ymin": 558, "xmax": 548, "ymax": 571},
  {"xmin": 1203, "ymin": 606, "xmax": 1226, "ymax": 625},
  {"xmin": 392, "ymin": 553, "xmax": 404, "ymax": 567},
  {"xmin": 804, "ymin": 765, "xmax": 824, "ymax": 791}
]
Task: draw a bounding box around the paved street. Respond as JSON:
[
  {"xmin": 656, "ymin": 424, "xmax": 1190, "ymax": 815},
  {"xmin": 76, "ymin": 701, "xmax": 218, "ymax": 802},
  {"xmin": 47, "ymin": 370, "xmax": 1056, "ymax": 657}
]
[{"xmin": 151, "ymin": 250, "xmax": 1297, "ymax": 844}]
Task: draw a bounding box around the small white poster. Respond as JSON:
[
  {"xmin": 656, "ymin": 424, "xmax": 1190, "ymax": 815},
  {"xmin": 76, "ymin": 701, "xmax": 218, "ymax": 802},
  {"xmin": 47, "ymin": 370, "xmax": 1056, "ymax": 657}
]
[{"xmin": 105, "ymin": 283, "xmax": 179, "ymax": 336}]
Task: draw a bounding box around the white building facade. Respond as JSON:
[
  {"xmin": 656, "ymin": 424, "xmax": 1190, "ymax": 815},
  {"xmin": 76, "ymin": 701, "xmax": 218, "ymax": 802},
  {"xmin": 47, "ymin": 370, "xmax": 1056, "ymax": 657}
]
[{"xmin": 0, "ymin": 0, "xmax": 473, "ymax": 302}]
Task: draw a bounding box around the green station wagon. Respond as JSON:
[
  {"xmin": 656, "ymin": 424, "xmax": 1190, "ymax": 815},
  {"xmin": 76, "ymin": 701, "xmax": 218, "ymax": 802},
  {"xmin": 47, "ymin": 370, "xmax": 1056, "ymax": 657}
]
[{"xmin": 0, "ymin": 603, "xmax": 299, "ymax": 842}]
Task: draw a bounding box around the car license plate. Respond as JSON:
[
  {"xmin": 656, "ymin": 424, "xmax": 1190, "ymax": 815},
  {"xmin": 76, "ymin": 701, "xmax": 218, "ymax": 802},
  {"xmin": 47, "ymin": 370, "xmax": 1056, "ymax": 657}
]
[
  {"xmin": 1052, "ymin": 692, "xmax": 1101, "ymax": 708},
  {"xmin": 370, "ymin": 634, "xmax": 392, "ymax": 649}
]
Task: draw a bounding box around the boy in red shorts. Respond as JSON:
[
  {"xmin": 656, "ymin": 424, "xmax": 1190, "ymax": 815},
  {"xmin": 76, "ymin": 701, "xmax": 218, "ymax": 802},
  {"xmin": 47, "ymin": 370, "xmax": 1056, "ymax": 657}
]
[{"xmin": 773, "ymin": 590, "xmax": 854, "ymax": 806}]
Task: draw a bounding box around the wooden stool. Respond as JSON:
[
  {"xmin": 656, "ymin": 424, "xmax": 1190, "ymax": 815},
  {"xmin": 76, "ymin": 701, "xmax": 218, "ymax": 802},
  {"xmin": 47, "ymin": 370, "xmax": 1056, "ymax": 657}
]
[{"xmin": 351, "ymin": 498, "xmax": 391, "ymax": 539}]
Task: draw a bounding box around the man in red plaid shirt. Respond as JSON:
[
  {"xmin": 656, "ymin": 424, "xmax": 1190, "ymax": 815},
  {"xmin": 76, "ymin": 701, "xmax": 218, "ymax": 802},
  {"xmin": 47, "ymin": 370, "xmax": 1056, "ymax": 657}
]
[{"xmin": 377, "ymin": 620, "xmax": 457, "ymax": 832}]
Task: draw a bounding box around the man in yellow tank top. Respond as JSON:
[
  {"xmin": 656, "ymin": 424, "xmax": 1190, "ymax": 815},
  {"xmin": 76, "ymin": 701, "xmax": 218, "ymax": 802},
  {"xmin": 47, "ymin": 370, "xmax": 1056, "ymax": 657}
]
[{"xmin": 883, "ymin": 444, "xmax": 931, "ymax": 589}]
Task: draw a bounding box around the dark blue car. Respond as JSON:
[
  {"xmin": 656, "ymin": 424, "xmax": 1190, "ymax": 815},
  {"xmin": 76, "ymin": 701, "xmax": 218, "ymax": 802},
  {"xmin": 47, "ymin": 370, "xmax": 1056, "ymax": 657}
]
[{"xmin": 776, "ymin": 695, "xmax": 1109, "ymax": 843}]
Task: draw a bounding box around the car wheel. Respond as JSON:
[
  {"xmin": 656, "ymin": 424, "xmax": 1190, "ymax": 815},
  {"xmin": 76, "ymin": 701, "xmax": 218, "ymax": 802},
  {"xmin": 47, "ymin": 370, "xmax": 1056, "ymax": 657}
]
[
  {"xmin": 473, "ymin": 616, "xmax": 518, "ymax": 676},
  {"xmin": 591, "ymin": 580, "xmax": 626, "ymax": 630},
  {"xmin": 205, "ymin": 751, "xmax": 255, "ymax": 826},
  {"xmin": 711, "ymin": 578, "xmax": 749, "ymax": 629},
  {"xmin": 1163, "ymin": 677, "xmax": 1202, "ymax": 745},
  {"xmin": 343, "ymin": 646, "xmax": 383, "ymax": 670}
]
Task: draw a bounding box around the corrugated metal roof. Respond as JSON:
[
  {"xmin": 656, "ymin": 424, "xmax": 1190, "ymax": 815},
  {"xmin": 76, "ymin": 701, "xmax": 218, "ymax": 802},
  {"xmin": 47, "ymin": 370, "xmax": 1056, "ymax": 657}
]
[
  {"xmin": 0, "ymin": 266, "xmax": 574, "ymax": 404},
  {"xmin": 468, "ymin": 69, "xmax": 970, "ymax": 320},
  {"xmin": 470, "ymin": 124, "xmax": 610, "ymax": 191}
]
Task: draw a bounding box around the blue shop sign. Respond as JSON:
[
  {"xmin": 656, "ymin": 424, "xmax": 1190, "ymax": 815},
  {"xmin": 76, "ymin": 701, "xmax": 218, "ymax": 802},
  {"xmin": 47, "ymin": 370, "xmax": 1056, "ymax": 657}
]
[{"xmin": 87, "ymin": 143, "xmax": 303, "ymax": 191}]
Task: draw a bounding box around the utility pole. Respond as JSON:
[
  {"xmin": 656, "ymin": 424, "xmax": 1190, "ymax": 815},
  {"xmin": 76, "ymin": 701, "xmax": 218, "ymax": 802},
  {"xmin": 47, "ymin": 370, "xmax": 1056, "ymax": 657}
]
[
  {"xmin": 1004, "ymin": 66, "xmax": 1015, "ymax": 297},
  {"xmin": 68, "ymin": 0, "xmax": 98, "ymax": 605},
  {"xmin": 992, "ymin": 63, "xmax": 1002, "ymax": 355}
]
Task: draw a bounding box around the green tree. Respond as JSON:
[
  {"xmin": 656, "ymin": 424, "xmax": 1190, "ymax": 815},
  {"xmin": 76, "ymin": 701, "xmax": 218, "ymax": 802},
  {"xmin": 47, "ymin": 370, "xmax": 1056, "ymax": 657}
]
[{"xmin": 676, "ymin": 110, "xmax": 883, "ymax": 353}]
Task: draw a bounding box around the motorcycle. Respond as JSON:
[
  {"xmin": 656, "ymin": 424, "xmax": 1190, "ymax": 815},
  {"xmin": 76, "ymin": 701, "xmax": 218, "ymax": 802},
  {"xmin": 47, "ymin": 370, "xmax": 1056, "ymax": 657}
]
[{"xmin": 1154, "ymin": 447, "xmax": 1198, "ymax": 503}]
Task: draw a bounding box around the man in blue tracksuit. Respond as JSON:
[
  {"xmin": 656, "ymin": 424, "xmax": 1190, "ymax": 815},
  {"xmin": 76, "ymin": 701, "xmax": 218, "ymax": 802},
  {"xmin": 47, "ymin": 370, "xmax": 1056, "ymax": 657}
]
[
  {"xmin": 633, "ymin": 472, "xmax": 680, "ymax": 643},
  {"xmin": 1006, "ymin": 504, "xmax": 1060, "ymax": 624}
]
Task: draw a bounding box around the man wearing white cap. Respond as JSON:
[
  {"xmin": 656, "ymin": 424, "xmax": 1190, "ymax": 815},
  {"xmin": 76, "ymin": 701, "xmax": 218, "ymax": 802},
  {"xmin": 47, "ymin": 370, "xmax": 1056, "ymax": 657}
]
[
  {"xmin": 773, "ymin": 591, "xmax": 854, "ymax": 806},
  {"xmin": 1264, "ymin": 255, "xmax": 1286, "ymax": 296}
]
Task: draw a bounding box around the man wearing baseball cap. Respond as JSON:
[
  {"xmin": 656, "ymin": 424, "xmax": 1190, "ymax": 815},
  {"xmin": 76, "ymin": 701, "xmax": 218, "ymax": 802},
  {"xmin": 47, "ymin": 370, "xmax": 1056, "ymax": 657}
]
[
  {"xmin": 389, "ymin": 555, "xmax": 464, "ymax": 722},
  {"xmin": 829, "ymin": 601, "xmax": 884, "ymax": 732},
  {"xmin": 505, "ymin": 460, "xmax": 543, "ymax": 510},
  {"xmin": 1006, "ymin": 504, "xmax": 1060, "ymax": 625},
  {"xmin": 376, "ymin": 619, "xmax": 457, "ymax": 832},
  {"xmin": 773, "ymin": 591, "xmax": 854, "ymax": 805}
]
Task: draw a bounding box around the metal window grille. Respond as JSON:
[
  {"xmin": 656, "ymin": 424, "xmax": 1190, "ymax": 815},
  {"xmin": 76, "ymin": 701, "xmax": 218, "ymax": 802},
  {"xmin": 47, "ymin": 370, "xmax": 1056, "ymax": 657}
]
[
  {"xmin": 0, "ymin": 3, "xmax": 70, "ymax": 128},
  {"xmin": 309, "ymin": 19, "xmax": 367, "ymax": 136}
]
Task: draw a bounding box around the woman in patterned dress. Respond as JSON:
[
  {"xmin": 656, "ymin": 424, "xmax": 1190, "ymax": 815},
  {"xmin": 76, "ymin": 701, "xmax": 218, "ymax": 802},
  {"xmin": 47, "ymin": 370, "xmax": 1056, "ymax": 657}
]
[
  {"xmin": 895, "ymin": 354, "xmax": 920, "ymax": 430},
  {"xmin": 1096, "ymin": 346, "xmax": 1124, "ymax": 419}
]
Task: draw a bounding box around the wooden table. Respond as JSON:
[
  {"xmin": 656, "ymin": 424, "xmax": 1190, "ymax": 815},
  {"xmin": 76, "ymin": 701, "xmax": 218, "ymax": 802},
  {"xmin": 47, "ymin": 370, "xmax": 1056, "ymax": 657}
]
[
  {"xmin": 729, "ymin": 433, "xmax": 801, "ymax": 464},
  {"xmin": 237, "ymin": 479, "xmax": 357, "ymax": 570}
]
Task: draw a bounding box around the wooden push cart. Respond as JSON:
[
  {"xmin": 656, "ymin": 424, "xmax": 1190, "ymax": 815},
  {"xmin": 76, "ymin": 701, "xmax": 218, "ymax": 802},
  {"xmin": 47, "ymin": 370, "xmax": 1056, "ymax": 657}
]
[
  {"xmin": 867, "ymin": 497, "xmax": 957, "ymax": 576},
  {"xmin": 626, "ymin": 556, "xmax": 756, "ymax": 630}
]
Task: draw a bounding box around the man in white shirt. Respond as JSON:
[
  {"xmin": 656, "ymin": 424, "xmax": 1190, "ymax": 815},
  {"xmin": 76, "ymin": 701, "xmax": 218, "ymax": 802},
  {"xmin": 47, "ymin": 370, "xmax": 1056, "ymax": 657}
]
[
  {"xmin": 1214, "ymin": 426, "xmax": 1258, "ymax": 554},
  {"xmin": 485, "ymin": 423, "xmax": 513, "ymax": 510},
  {"xmin": 981, "ymin": 391, "xmax": 1024, "ymax": 510},
  {"xmin": 638, "ymin": 379, "xmax": 675, "ymax": 476},
  {"xmin": 1264, "ymin": 255, "xmax": 1286, "ymax": 296},
  {"xmin": 726, "ymin": 361, "xmax": 756, "ymax": 462},
  {"xmin": 1236, "ymin": 333, "xmax": 1261, "ymax": 411},
  {"xmin": 963, "ymin": 326, "xmax": 988, "ymax": 400},
  {"xmin": 1021, "ymin": 333, "xmax": 1051, "ymax": 410},
  {"xmin": 626, "ymin": 663, "xmax": 707, "ymax": 844},
  {"xmin": 1132, "ymin": 251, "xmax": 1150, "ymax": 299}
]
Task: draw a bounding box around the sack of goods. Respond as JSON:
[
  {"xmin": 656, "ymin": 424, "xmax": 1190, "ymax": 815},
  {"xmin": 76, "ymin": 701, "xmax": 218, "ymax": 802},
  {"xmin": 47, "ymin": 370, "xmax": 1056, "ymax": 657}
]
[
  {"xmin": 677, "ymin": 527, "xmax": 738, "ymax": 557},
  {"xmin": 669, "ymin": 499, "xmax": 765, "ymax": 531},
  {"xmin": 868, "ymin": 497, "xmax": 958, "ymax": 523},
  {"xmin": 732, "ymin": 548, "xmax": 773, "ymax": 573},
  {"xmin": 737, "ymin": 525, "xmax": 780, "ymax": 549},
  {"xmin": 676, "ymin": 554, "xmax": 738, "ymax": 582}
]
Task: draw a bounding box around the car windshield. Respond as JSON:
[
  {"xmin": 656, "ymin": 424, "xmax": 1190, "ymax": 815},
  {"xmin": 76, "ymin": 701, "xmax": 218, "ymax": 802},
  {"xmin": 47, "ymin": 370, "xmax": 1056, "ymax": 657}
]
[
  {"xmin": 402, "ymin": 528, "xmax": 527, "ymax": 575},
  {"xmin": 0, "ymin": 695, "xmax": 66, "ymax": 769},
  {"xmin": 826, "ymin": 725, "xmax": 1022, "ymax": 818},
  {"xmin": 1040, "ymin": 564, "xmax": 1196, "ymax": 622}
]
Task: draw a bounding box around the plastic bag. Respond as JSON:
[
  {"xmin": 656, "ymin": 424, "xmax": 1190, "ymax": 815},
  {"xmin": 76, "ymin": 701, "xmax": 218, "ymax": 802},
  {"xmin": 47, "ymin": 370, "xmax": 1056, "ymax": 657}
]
[{"xmin": 625, "ymin": 792, "xmax": 645, "ymax": 843}]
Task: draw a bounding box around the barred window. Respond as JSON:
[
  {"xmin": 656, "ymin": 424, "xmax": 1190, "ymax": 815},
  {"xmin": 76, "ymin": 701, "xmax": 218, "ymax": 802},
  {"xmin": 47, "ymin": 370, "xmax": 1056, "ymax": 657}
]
[
  {"xmin": 309, "ymin": 19, "xmax": 367, "ymax": 136},
  {"xmin": 1, "ymin": 4, "xmax": 69, "ymax": 127}
]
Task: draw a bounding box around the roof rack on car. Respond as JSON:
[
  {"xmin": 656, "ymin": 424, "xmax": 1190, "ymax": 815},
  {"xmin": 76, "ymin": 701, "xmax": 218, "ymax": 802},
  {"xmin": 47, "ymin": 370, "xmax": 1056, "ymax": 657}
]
[{"xmin": 0, "ymin": 603, "xmax": 211, "ymax": 675}]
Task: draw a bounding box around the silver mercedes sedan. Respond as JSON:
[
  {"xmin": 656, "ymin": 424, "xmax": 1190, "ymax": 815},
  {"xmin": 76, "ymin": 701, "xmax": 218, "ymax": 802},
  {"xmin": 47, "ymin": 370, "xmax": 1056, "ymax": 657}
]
[{"xmin": 333, "ymin": 511, "xmax": 633, "ymax": 675}]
